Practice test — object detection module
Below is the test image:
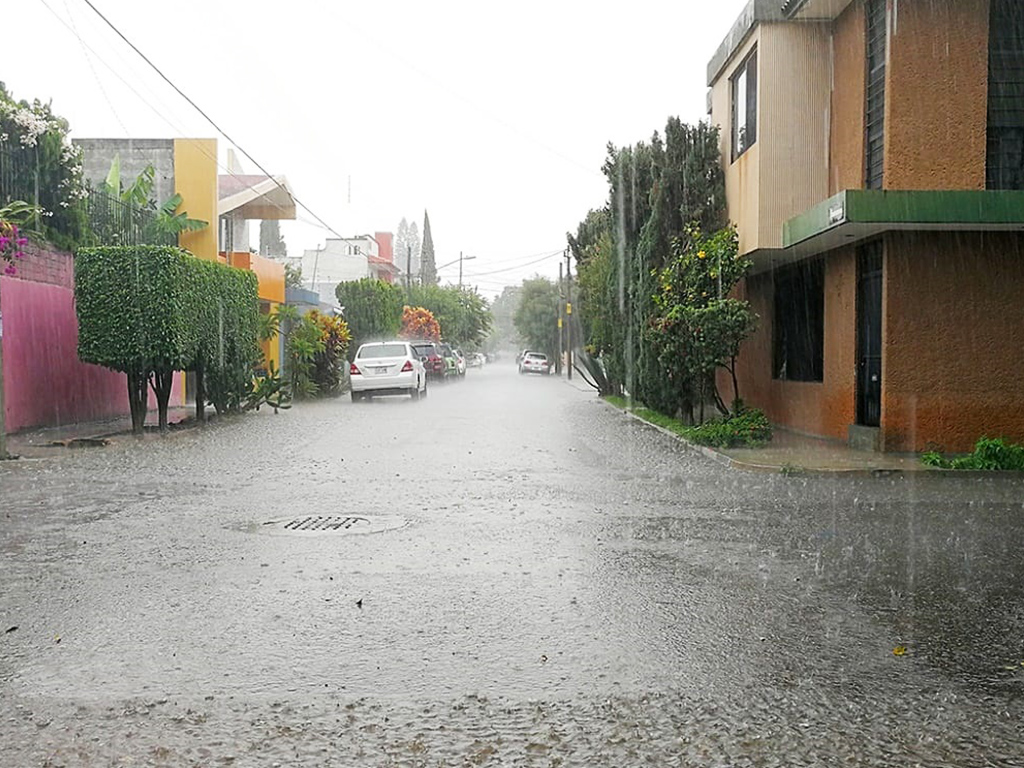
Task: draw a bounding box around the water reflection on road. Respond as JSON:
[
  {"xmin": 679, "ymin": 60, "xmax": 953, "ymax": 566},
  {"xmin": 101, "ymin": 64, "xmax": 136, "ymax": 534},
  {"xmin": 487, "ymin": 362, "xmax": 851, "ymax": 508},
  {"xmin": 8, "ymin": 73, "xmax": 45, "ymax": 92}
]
[{"xmin": 2, "ymin": 364, "xmax": 1023, "ymax": 765}]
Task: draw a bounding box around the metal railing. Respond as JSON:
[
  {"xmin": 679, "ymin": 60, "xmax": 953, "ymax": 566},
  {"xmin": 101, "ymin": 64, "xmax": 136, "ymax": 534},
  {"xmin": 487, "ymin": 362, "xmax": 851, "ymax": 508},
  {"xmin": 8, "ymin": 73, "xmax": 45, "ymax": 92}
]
[
  {"xmin": 0, "ymin": 144, "xmax": 38, "ymax": 209},
  {"xmin": 85, "ymin": 189, "xmax": 175, "ymax": 247}
]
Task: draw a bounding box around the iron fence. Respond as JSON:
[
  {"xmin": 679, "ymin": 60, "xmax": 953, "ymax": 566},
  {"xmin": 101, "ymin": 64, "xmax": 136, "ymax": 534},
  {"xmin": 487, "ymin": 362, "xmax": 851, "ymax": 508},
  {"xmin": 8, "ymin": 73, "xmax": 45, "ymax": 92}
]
[
  {"xmin": 0, "ymin": 144, "xmax": 39, "ymax": 208},
  {"xmin": 2, "ymin": 145, "xmax": 174, "ymax": 247},
  {"xmin": 85, "ymin": 189, "xmax": 175, "ymax": 247}
]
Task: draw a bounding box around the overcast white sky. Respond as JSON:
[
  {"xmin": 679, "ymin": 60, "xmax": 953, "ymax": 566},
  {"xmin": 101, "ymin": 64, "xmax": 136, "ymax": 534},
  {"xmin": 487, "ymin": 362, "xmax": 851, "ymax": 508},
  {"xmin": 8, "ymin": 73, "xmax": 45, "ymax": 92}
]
[{"xmin": 6, "ymin": 0, "xmax": 748, "ymax": 296}]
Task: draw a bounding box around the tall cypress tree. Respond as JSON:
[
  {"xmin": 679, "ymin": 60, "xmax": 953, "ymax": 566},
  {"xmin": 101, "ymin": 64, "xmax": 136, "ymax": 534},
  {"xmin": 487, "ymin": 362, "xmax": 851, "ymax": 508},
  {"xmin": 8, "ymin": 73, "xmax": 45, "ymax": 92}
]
[
  {"xmin": 259, "ymin": 219, "xmax": 287, "ymax": 258},
  {"xmin": 420, "ymin": 210, "xmax": 437, "ymax": 285}
]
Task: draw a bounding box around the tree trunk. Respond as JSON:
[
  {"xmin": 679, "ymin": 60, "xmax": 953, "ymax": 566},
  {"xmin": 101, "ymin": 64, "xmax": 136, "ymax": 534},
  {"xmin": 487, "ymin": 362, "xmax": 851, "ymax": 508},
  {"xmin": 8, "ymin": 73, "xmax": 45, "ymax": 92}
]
[
  {"xmin": 194, "ymin": 363, "xmax": 205, "ymax": 423},
  {"xmin": 730, "ymin": 356, "xmax": 741, "ymax": 411},
  {"xmin": 151, "ymin": 369, "xmax": 174, "ymax": 432},
  {"xmin": 127, "ymin": 370, "xmax": 148, "ymax": 435}
]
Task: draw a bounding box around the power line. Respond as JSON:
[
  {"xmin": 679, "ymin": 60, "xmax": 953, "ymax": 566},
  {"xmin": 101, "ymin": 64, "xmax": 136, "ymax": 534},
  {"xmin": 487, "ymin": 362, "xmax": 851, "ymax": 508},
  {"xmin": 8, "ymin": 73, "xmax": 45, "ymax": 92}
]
[
  {"xmin": 35, "ymin": 0, "xmax": 302, "ymax": 230},
  {"xmin": 79, "ymin": 0, "xmax": 345, "ymax": 240},
  {"xmin": 60, "ymin": 0, "xmax": 130, "ymax": 137},
  {"xmin": 461, "ymin": 251, "xmax": 562, "ymax": 277}
]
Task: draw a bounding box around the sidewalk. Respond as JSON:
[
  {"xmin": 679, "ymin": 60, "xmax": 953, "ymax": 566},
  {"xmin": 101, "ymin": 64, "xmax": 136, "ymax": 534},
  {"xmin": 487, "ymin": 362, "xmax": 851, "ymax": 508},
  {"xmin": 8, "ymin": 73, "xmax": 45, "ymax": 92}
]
[
  {"xmin": 718, "ymin": 428, "xmax": 925, "ymax": 474},
  {"xmin": 3, "ymin": 406, "xmax": 194, "ymax": 459},
  {"xmin": 577, "ymin": 382, "xmax": 931, "ymax": 475}
]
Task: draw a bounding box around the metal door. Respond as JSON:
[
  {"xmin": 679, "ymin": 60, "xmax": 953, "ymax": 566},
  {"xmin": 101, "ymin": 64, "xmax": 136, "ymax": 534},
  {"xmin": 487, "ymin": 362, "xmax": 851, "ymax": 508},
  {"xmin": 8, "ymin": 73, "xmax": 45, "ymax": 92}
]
[{"xmin": 857, "ymin": 242, "xmax": 883, "ymax": 427}]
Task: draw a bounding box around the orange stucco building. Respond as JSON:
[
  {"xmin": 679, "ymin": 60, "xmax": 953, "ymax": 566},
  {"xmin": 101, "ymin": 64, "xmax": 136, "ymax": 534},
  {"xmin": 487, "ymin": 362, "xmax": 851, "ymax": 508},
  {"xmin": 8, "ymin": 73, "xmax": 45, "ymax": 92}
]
[{"xmin": 709, "ymin": 0, "xmax": 1024, "ymax": 452}]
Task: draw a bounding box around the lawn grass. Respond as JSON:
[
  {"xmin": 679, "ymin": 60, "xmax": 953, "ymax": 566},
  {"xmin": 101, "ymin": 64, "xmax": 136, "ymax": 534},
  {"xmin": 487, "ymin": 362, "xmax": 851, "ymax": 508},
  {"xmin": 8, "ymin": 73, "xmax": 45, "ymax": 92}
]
[{"xmin": 601, "ymin": 395, "xmax": 772, "ymax": 449}]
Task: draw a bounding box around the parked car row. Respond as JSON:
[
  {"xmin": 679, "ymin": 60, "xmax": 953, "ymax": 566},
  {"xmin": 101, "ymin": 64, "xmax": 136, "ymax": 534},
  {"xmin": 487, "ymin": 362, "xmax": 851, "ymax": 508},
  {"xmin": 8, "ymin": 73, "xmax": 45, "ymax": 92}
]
[{"xmin": 350, "ymin": 340, "xmax": 481, "ymax": 401}]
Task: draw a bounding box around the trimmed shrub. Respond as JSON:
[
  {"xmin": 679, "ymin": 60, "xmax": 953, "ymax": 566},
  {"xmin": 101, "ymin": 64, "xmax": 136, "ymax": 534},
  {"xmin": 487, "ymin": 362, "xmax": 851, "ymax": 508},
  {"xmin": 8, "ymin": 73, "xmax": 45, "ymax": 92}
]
[{"xmin": 75, "ymin": 245, "xmax": 259, "ymax": 432}]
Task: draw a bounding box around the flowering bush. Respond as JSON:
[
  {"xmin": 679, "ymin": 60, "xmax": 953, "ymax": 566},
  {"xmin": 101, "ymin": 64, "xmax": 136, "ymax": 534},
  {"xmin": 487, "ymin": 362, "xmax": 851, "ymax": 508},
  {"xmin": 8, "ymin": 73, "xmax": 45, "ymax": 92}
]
[
  {"xmin": 0, "ymin": 219, "xmax": 28, "ymax": 275},
  {"xmin": 399, "ymin": 305, "xmax": 441, "ymax": 341},
  {"xmin": 0, "ymin": 84, "xmax": 89, "ymax": 249}
]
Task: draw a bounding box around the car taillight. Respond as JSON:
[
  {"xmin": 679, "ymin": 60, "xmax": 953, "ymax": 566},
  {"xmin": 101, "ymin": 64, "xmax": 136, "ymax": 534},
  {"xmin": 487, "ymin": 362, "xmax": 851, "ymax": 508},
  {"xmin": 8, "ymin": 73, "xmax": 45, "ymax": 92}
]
[
  {"xmin": 350, "ymin": 363, "xmax": 360, "ymax": 375},
  {"xmin": 401, "ymin": 360, "xmax": 413, "ymax": 372}
]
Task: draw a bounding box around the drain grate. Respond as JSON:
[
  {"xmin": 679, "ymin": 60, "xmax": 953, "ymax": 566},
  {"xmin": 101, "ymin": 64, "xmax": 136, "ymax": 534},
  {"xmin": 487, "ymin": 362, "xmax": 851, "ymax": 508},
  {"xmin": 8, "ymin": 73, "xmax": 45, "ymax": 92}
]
[
  {"xmin": 283, "ymin": 515, "xmax": 370, "ymax": 531},
  {"xmin": 255, "ymin": 515, "xmax": 407, "ymax": 536}
]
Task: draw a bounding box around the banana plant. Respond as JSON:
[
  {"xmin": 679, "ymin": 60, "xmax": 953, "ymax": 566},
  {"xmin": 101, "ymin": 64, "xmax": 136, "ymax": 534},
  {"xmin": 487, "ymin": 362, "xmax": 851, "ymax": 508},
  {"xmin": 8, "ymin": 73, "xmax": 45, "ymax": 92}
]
[
  {"xmin": 148, "ymin": 193, "xmax": 208, "ymax": 237},
  {"xmin": 102, "ymin": 156, "xmax": 208, "ymax": 238}
]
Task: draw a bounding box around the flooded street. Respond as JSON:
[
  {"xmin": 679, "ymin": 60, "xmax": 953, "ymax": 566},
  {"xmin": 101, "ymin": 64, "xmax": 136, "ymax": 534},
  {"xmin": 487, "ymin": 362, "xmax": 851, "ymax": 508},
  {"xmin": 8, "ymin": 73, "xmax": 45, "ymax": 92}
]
[{"xmin": 2, "ymin": 364, "xmax": 1024, "ymax": 766}]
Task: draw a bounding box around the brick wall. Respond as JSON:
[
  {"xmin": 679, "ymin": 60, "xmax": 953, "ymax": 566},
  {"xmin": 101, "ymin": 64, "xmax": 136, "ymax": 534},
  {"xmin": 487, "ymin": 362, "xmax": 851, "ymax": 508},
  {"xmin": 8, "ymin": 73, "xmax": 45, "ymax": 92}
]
[{"xmin": 11, "ymin": 240, "xmax": 74, "ymax": 289}]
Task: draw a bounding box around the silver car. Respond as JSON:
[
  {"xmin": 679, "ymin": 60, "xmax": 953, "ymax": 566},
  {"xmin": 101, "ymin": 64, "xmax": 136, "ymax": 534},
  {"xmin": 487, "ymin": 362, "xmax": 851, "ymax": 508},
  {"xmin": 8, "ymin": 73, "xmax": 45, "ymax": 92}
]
[{"xmin": 349, "ymin": 341, "xmax": 427, "ymax": 401}]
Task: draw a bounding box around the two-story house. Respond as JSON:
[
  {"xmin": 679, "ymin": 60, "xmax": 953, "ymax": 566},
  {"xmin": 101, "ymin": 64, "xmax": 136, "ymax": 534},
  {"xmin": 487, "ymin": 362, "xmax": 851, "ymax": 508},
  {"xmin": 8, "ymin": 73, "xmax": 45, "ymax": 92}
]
[{"xmin": 709, "ymin": 0, "xmax": 1024, "ymax": 453}]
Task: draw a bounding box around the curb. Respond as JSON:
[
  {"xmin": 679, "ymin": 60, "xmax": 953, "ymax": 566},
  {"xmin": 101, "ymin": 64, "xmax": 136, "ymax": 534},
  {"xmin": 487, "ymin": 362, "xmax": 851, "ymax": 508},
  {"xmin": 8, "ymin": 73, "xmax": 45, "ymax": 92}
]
[{"xmin": 599, "ymin": 398, "xmax": 932, "ymax": 478}]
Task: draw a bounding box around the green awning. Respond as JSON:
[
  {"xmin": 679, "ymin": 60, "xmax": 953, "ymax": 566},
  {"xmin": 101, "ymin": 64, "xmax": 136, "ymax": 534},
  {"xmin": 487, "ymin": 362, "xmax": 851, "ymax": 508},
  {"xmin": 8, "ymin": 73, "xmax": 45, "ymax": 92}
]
[{"xmin": 782, "ymin": 189, "xmax": 1024, "ymax": 255}]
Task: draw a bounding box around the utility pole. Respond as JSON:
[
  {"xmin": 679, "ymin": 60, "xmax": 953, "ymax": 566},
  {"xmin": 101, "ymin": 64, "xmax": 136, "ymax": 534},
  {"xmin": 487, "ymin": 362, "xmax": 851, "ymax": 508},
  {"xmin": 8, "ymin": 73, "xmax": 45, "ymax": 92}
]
[
  {"xmin": 458, "ymin": 251, "xmax": 463, "ymax": 289},
  {"xmin": 310, "ymin": 244, "xmax": 323, "ymax": 300},
  {"xmin": 406, "ymin": 245, "xmax": 412, "ymax": 293},
  {"xmin": 556, "ymin": 261, "xmax": 564, "ymax": 375},
  {"xmin": 565, "ymin": 248, "xmax": 573, "ymax": 381}
]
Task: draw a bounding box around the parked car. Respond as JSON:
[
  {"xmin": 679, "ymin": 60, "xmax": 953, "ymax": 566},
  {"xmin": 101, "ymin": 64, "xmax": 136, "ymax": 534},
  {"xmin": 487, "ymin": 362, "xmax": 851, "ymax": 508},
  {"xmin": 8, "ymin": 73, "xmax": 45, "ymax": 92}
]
[
  {"xmin": 467, "ymin": 352, "xmax": 485, "ymax": 368},
  {"xmin": 409, "ymin": 341, "xmax": 447, "ymax": 380},
  {"xmin": 519, "ymin": 352, "xmax": 550, "ymax": 375},
  {"xmin": 350, "ymin": 341, "xmax": 427, "ymax": 401},
  {"xmin": 452, "ymin": 348, "xmax": 468, "ymax": 377},
  {"xmin": 437, "ymin": 342, "xmax": 459, "ymax": 379}
]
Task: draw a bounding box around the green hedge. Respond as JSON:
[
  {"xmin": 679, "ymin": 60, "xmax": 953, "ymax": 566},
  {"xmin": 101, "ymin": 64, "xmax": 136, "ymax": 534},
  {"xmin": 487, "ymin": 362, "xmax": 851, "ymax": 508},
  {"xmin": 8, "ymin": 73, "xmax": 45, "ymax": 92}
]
[{"xmin": 75, "ymin": 245, "xmax": 260, "ymax": 431}]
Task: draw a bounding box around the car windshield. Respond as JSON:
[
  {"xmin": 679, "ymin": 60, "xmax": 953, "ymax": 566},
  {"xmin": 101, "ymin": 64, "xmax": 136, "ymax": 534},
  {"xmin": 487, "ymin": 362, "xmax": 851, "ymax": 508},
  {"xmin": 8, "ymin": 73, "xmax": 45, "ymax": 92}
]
[
  {"xmin": 357, "ymin": 344, "xmax": 407, "ymax": 359},
  {"xmin": 6, "ymin": 3, "xmax": 1024, "ymax": 765}
]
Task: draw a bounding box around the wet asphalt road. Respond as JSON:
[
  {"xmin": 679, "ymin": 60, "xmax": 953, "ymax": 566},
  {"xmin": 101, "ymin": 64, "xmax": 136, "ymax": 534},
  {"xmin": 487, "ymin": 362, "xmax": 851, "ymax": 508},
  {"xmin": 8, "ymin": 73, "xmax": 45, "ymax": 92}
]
[{"xmin": 2, "ymin": 363, "xmax": 1024, "ymax": 767}]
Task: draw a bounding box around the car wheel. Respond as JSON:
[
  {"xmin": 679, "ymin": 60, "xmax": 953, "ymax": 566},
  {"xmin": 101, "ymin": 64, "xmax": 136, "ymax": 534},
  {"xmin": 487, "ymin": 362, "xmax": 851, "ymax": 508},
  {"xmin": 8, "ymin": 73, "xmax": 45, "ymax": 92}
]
[
  {"xmin": 351, "ymin": 391, "xmax": 362, "ymax": 402},
  {"xmin": 421, "ymin": 382, "xmax": 428, "ymax": 399},
  {"xmin": 410, "ymin": 385, "xmax": 421, "ymax": 401}
]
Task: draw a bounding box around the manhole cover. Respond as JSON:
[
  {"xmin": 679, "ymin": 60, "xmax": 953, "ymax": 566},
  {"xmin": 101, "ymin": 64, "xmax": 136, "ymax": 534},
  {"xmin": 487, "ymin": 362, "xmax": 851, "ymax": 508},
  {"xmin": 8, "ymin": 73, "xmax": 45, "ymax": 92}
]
[{"xmin": 255, "ymin": 515, "xmax": 407, "ymax": 536}]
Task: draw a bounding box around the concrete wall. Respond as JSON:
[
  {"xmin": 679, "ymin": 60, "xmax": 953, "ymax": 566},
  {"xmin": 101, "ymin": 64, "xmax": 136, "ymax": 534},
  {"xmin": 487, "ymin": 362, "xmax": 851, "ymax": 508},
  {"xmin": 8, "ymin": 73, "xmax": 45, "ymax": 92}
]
[
  {"xmin": 881, "ymin": 231, "xmax": 1024, "ymax": 452},
  {"xmin": 75, "ymin": 138, "xmax": 175, "ymax": 205},
  {"xmin": 727, "ymin": 248, "xmax": 857, "ymax": 441},
  {"xmin": 830, "ymin": 0, "xmax": 867, "ymax": 194},
  {"xmin": 758, "ymin": 22, "xmax": 832, "ymax": 249},
  {"xmin": 301, "ymin": 240, "xmax": 369, "ymax": 304},
  {"xmin": 712, "ymin": 22, "xmax": 831, "ymax": 255},
  {"xmin": 884, "ymin": 0, "xmax": 990, "ymax": 190}
]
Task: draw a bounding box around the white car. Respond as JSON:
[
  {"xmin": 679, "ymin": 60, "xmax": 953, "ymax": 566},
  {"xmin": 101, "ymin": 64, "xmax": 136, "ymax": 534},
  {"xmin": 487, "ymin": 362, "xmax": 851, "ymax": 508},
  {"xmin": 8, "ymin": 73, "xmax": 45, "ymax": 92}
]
[
  {"xmin": 350, "ymin": 341, "xmax": 427, "ymax": 401},
  {"xmin": 519, "ymin": 352, "xmax": 551, "ymax": 375}
]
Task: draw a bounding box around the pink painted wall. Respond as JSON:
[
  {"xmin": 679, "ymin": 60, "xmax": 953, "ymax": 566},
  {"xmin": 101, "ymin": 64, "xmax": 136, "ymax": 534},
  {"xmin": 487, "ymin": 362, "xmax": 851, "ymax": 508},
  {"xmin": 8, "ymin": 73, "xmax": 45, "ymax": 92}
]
[{"xmin": 1, "ymin": 275, "xmax": 183, "ymax": 433}]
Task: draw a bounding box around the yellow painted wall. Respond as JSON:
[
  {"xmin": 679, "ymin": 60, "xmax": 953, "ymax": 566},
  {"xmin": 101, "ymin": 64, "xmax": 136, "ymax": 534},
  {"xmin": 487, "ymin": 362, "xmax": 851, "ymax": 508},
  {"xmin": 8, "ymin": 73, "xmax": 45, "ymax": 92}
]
[
  {"xmin": 712, "ymin": 22, "xmax": 831, "ymax": 255},
  {"xmin": 711, "ymin": 29, "xmax": 761, "ymax": 256},
  {"xmin": 757, "ymin": 22, "xmax": 832, "ymax": 248},
  {"xmin": 228, "ymin": 252, "xmax": 286, "ymax": 373},
  {"xmin": 173, "ymin": 139, "xmax": 219, "ymax": 261},
  {"xmin": 261, "ymin": 302, "xmax": 282, "ymax": 373}
]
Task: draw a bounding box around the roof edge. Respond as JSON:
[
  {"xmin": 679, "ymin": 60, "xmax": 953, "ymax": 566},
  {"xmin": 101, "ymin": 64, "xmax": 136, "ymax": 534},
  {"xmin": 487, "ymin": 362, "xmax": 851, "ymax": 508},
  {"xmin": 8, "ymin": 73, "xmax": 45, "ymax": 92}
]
[{"xmin": 707, "ymin": 0, "xmax": 786, "ymax": 86}]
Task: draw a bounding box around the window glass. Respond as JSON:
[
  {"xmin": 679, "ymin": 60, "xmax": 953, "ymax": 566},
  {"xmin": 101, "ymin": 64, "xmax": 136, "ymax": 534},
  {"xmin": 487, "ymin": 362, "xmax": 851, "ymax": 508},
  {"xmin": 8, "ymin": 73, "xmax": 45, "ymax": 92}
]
[
  {"xmin": 773, "ymin": 260, "xmax": 824, "ymax": 382},
  {"xmin": 358, "ymin": 344, "xmax": 407, "ymax": 359},
  {"xmin": 987, "ymin": 0, "xmax": 1024, "ymax": 189},
  {"xmin": 732, "ymin": 49, "xmax": 757, "ymax": 160}
]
